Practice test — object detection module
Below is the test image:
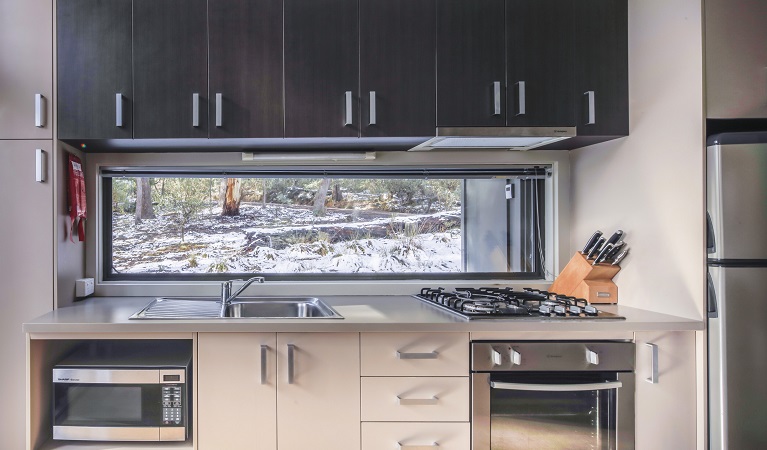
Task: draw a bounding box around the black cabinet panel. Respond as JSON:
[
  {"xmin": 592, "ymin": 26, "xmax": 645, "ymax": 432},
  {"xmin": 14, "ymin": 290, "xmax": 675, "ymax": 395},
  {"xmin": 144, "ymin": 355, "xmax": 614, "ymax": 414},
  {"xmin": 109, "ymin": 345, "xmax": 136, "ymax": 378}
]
[
  {"xmin": 57, "ymin": 0, "xmax": 132, "ymax": 139},
  {"xmin": 285, "ymin": 0, "xmax": 359, "ymax": 137},
  {"xmin": 437, "ymin": 0, "xmax": 505, "ymax": 127},
  {"xmin": 361, "ymin": 0, "xmax": 435, "ymax": 137},
  {"xmin": 134, "ymin": 0, "xmax": 208, "ymax": 138},
  {"xmin": 209, "ymin": 0, "xmax": 284, "ymax": 138},
  {"xmin": 574, "ymin": 0, "xmax": 628, "ymax": 136},
  {"xmin": 507, "ymin": 0, "xmax": 575, "ymax": 127}
]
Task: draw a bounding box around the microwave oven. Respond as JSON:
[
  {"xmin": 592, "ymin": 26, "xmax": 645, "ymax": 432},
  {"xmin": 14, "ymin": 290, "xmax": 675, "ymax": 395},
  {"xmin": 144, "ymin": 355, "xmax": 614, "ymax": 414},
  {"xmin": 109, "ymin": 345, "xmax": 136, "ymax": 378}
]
[{"xmin": 52, "ymin": 341, "xmax": 191, "ymax": 442}]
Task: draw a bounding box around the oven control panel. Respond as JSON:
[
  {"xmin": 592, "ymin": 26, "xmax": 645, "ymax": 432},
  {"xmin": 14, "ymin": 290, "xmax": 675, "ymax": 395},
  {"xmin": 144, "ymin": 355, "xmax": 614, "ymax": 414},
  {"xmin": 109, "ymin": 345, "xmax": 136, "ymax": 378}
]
[
  {"xmin": 162, "ymin": 385, "xmax": 183, "ymax": 425},
  {"xmin": 472, "ymin": 341, "xmax": 635, "ymax": 372}
]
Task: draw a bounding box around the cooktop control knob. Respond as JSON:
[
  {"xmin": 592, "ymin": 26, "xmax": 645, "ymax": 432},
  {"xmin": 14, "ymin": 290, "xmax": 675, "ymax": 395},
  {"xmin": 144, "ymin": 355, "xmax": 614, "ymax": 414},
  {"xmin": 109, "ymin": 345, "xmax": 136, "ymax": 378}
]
[
  {"xmin": 586, "ymin": 348, "xmax": 600, "ymax": 365},
  {"xmin": 511, "ymin": 348, "xmax": 522, "ymax": 366}
]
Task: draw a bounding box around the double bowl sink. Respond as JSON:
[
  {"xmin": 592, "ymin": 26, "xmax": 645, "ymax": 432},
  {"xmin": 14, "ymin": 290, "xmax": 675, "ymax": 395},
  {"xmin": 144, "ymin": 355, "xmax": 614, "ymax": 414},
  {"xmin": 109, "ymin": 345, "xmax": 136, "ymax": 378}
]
[{"xmin": 130, "ymin": 297, "xmax": 343, "ymax": 319}]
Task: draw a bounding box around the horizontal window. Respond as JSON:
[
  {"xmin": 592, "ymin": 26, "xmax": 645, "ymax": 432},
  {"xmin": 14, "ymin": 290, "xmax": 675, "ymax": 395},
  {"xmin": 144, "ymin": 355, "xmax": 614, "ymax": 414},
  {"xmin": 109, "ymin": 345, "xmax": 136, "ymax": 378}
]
[{"xmin": 102, "ymin": 166, "xmax": 550, "ymax": 281}]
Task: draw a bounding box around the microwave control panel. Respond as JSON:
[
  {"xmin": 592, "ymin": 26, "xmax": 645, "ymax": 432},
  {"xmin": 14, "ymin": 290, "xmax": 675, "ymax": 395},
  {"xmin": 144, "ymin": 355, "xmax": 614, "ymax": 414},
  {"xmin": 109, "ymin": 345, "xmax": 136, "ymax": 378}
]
[{"xmin": 162, "ymin": 386, "xmax": 184, "ymax": 425}]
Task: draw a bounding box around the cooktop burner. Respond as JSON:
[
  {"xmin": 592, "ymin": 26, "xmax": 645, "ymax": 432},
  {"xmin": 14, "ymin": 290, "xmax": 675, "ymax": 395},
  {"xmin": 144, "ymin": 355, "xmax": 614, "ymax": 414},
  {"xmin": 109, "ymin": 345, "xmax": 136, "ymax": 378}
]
[{"xmin": 413, "ymin": 287, "xmax": 624, "ymax": 320}]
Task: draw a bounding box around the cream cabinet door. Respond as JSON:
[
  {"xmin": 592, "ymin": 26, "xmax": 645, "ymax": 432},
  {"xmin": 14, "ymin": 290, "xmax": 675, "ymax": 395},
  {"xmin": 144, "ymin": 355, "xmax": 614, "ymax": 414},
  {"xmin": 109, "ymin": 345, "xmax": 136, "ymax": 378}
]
[
  {"xmin": 0, "ymin": 0, "xmax": 52, "ymax": 139},
  {"xmin": 634, "ymin": 331, "xmax": 697, "ymax": 450},
  {"xmin": 198, "ymin": 333, "xmax": 277, "ymax": 450},
  {"xmin": 277, "ymin": 333, "xmax": 360, "ymax": 450}
]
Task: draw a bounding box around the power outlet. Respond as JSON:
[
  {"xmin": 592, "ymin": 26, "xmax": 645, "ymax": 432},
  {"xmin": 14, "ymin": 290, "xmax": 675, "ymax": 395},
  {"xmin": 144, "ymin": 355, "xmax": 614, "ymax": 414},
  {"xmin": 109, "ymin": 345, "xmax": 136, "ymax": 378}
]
[{"xmin": 75, "ymin": 278, "xmax": 95, "ymax": 298}]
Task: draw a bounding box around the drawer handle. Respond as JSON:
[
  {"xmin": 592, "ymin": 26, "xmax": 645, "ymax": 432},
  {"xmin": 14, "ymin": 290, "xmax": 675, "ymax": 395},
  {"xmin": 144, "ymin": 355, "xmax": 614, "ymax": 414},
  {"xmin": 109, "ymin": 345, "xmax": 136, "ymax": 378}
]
[
  {"xmin": 399, "ymin": 444, "xmax": 439, "ymax": 449},
  {"xmin": 397, "ymin": 395, "xmax": 439, "ymax": 406},
  {"xmin": 396, "ymin": 351, "xmax": 438, "ymax": 360}
]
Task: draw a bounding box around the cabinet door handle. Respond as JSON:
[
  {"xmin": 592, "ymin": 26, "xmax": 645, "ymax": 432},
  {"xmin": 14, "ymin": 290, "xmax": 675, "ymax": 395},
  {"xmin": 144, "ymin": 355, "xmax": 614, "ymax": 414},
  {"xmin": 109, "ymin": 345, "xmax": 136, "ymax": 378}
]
[
  {"xmin": 369, "ymin": 91, "xmax": 376, "ymax": 125},
  {"xmin": 287, "ymin": 344, "xmax": 296, "ymax": 384},
  {"xmin": 396, "ymin": 350, "xmax": 438, "ymax": 360},
  {"xmin": 260, "ymin": 345, "xmax": 268, "ymax": 385},
  {"xmin": 585, "ymin": 90, "xmax": 596, "ymax": 125},
  {"xmin": 344, "ymin": 91, "xmax": 353, "ymax": 126},
  {"xmin": 35, "ymin": 149, "xmax": 46, "ymax": 183},
  {"xmin": 493, "ymin": 81, "xmax": 502, "ymax": 116},
  {"xmin": 215, "ymin": 93, "xmax": 223, "ymax": 127},
  {"xmin": 397, "ymin": 395, "xmax": 439, "ymax": 406},
  {"xmin": 399, "ymin": 444, "xmax": 439, "ymax": 450},
  {"xmin": 192, "ymin": 93, "xmax": 200, "ymax": 127},
  {"xmin": 645, "ymin": 342, "xmax": 659, "ymax": 384},
  {"xmin": 35, "ymin": 93, "xmax": 45, "ymax": 127},
  {"xmin": 515, "ymin": 81, "xmax": 526, "ymax": 116},
  {"xmin": 115, "ymin": 93, "xmax": 123, "ymax": 127}
]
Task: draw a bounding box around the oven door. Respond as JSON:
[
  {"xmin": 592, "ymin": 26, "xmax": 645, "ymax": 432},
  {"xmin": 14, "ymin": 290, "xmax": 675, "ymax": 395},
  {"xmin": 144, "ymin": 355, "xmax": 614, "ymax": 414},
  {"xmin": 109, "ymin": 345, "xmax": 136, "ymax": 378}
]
[
  {"xmin": 52, "ymin": 369, "xmax": 186, "ymax": 441},
  {"xmin": 472, "ymin": 372, "xmax": 635, "ymax": 450}
]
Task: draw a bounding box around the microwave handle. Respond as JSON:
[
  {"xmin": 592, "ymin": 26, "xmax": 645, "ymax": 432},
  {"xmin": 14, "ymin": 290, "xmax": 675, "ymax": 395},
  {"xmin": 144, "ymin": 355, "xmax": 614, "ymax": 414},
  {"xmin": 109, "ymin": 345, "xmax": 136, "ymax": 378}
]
[{"xmin": 490, "ymin": 380, "xmax": 623, "ymax": 392}]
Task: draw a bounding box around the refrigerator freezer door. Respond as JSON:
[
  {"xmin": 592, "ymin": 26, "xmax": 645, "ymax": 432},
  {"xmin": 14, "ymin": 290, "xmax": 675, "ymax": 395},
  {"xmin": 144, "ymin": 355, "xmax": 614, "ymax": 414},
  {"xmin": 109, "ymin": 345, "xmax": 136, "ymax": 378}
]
[
  {"xmin": 707, "ymin": 143, "xmax": 767, "ymax": 260},
  {"xmin": 708, "ymin": 266, "xmax": 767, "ymax": 449}
]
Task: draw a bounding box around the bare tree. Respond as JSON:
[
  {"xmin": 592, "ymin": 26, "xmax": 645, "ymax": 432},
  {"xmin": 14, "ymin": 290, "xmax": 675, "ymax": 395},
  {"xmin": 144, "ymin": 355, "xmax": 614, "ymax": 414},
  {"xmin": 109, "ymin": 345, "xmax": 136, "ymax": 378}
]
[
  {"xmin": 313, "ymin": 178, "xmax": 331, "ymax": 216},
  {"xmin": 135, "ymin": 177, "xmax": 155, "ymax": 223},
  {"xmin": 221, "ymin": 178, "xmax": 242, "ymax": 216}
]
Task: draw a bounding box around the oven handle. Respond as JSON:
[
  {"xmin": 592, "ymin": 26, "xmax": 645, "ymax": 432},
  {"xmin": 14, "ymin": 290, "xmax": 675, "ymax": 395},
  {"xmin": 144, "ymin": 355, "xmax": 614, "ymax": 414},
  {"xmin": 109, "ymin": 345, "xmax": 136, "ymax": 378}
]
[{"xmin": 489, "ymin": 380, "xmax": 623, "ymax": 392}]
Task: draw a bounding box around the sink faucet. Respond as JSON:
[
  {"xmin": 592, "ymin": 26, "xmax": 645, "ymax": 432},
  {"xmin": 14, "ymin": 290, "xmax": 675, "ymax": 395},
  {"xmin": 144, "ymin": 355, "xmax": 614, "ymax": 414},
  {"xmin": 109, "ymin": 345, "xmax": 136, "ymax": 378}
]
[{"xmin": 220, "ymin": 276, "xmax": 265, "ymax": 316}]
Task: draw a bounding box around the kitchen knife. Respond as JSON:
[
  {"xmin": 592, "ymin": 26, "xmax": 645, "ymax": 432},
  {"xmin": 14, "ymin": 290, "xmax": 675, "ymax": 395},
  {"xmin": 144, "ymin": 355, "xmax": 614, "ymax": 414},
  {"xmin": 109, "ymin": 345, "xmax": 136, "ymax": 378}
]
[
  {"xmin": 593, "ymin": 243, "xmax": 615, "ymax": 265},
  {"xmin": 605, "ymin": 241, "xmax": 625, "ymax": 260},
  {"xmin": 581, "ymin": 230, "xmax": 603, "ymax": 254},
  {"xmin": 587, "ymin": 236, "xmax": 606, "ymax": 259},
  {"xmin": 611, "ymin": 248, "xmax": 629, "ymax": 265},
  {"xmin": 605, "ymin": 230, "xmax": 624, "ymax": 246}
]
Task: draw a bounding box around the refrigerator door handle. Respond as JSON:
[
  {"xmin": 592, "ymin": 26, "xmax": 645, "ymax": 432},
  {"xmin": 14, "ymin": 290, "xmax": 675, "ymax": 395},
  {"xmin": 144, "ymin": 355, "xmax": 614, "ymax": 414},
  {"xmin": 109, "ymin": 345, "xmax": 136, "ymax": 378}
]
[
  {"xmin": 707, "ymin": 271, "xmax": 718, "ymax": 318},
  {"xmin": 706, "ymin": 211, "xmax": 716, "ymax": 254}
]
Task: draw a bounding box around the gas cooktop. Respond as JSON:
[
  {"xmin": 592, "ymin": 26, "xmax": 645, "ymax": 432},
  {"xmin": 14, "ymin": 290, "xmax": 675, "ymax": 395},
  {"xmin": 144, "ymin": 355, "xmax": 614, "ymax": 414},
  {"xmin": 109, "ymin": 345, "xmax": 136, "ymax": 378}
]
[{"xmin": 413, "ymin": 287, "xmax": 624, "ymax": 320}]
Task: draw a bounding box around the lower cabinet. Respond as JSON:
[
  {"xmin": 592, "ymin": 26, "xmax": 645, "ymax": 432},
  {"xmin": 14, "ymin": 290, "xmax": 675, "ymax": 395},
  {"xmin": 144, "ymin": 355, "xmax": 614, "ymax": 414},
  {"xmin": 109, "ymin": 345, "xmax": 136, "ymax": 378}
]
[
  {"xmin": 362, "ymin": 422, "xmax": 471, "ymax": 450},
  {"xmin": 634, "ymin": 331, "xmax": 697, "ymax": 450},
  {"xmin": 197, "ymin": 332, "xmax": 360, "ymax": 450}
]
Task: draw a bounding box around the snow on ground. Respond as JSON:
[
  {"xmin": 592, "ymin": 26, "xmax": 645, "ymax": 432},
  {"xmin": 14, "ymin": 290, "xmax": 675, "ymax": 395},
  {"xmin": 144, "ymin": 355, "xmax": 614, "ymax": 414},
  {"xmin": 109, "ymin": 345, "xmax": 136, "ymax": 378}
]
[{"xmin": 112, "ymin": 203, "xmax": 462, "ymax": 274}]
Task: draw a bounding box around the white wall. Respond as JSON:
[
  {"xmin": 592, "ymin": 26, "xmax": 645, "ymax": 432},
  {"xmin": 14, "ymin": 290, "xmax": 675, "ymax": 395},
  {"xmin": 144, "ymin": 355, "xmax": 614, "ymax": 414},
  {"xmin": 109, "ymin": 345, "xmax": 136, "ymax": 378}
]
[{"xmin": 570, "ymin": 0, "xmax": 704, "ymax": 319}]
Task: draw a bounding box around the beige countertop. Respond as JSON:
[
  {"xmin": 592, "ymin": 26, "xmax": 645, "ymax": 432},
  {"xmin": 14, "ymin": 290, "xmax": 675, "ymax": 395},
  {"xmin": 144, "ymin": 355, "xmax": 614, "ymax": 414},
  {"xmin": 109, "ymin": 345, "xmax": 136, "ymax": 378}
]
[{"xmin": 23, "ymin": 296, "xmax": 704, "ymax": 334}]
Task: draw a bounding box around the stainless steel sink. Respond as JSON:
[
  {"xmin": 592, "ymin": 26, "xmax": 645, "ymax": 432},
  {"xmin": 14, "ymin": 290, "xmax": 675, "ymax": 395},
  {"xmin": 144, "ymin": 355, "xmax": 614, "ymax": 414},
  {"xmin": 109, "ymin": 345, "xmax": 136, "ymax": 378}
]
[{"xmin": 224, "ymin": 297, "xmax": 343, "ymax": 319}]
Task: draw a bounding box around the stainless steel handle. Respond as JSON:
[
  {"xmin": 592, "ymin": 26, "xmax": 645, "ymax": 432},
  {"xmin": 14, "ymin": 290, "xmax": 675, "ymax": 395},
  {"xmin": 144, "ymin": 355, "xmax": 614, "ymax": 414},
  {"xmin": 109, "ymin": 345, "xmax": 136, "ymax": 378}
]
[
  {"xmin": 35, "ymin": 93, "xmax": 45, "ymax": 127},
  {"xmin": 369, "ymin": 91, "xmax": 376, "ymax": 125},
  {"xmin": 515, "ymin": 81, "xmax": 526, "ymax": 116},
  {"xmin": 399, "ymin": 444, "xmax": 439, "ymax": 449},
  {"xmin": 215, "ymin": 93, "xmax": 222, "ymax": 127},
  {"xmin": 396, "ymin": 351, "xmax": 438, "ymax": 360},
  {"xmin": 192, "ymin": 93, "xmax": 200, "ymax": 127},
  {"xmin": 35, "ymin": 149, "xmax": 46, "ymax": 183},
  {"xmin": 260, "ymin": 345, "xmax": 268, "ymax": 385},
  {"xmin": 585, "ymin": 90, "xmax": 596, "ymax": 125},
  {"xmin": 490, "ymin": 380, "xmax": 623, "ymax": 392},
  {"xmin": 287, "ymin": 344, "xmax": 295, "ymax": 384},
  {"xmin": 511, "ymin": 349, "xmax": 522, "ymax": 365},
  {"xmin": 646, "ymin": 342, "xmax": 659, "ymax": 384},
  {"xmin": 397, "ymin": 395, "xmax": 439, "ymax": 406},
  {"xmin": 115, "ymin": 93, "xmax": 123, "ymax": 127},
  {"xmin": 586, "ymin": 348, "xmax": 600, "ymax": 365},
  {"xmin": 493, "ymin": 81, "xmax": 502, "ymax": 116},
  {"xmin": 344, "ymin": 91, "xmax": 353, "ymax": 126}
]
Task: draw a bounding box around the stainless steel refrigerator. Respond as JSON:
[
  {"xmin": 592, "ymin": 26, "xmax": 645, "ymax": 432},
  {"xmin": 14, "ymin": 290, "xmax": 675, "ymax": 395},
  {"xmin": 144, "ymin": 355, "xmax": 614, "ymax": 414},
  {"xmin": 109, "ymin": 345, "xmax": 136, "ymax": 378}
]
[{"xmin": 707, "ymin": 131, "xmax": 767, "ymax": 449}]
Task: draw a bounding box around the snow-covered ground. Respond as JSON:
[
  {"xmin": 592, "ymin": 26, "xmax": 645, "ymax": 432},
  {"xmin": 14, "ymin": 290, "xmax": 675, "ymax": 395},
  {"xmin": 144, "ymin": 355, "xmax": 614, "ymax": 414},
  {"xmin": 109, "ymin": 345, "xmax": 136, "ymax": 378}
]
[{"xmin": 112, "ymin": 203, "xmax": 462, "ymax": 274}]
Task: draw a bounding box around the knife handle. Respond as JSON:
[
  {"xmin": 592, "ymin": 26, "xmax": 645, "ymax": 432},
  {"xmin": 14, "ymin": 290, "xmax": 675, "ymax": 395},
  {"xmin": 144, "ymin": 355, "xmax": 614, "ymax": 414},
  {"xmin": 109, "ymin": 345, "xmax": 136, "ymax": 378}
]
[
  {"xmin": 593, "ymin": 243, "xmax": 614, "ymax": 265},
  {"xmin": 581, "ymin": 230, "xmax": 603, "ymax": 254},
  {"xmin": 587, "ymin": 237, "xmax": 606, "ymax": 259},
  {"xmin": 605, "ymin": 230, "xmax": 624, "ymax": 246},
  {"xmin": 612, "ymin": 248, "xmax": 629, "ymax": 265},
  {"xmin": 606, "ymin": 242, "xmax": 625, "ymax": 260}
]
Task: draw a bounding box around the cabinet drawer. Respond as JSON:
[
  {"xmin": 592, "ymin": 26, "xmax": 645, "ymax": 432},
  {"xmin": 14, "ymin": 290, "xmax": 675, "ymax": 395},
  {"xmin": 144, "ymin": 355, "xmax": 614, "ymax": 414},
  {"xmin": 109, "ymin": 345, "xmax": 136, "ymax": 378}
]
[
  {"xmin": 361, "ymin": 377, "xmax": 469, "ymax": 422},
  {"xmin": 362, "ymin": 422, "xmax": 470, "ymax": 450},
  {"xmin": 360, "ymin": 332, "xmax": 469, "ymax": 376}
]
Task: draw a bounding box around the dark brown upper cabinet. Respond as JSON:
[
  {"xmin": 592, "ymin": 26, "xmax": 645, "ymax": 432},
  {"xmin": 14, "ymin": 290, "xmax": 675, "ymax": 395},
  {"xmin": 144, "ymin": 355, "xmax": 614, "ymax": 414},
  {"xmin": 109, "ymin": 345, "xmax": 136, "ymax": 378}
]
[
  {"xmin": 57, "ymin": 0, "xmax": 133, "ymax": 139},
  {"xmin": 574, "ymin": 0, "xmax": 629, "ymax": 137},
  {"xmin": 209, "ymin": 0, "xmax": 284, "ymax": 138},
  {"xmin": 133, "ymin": 0, "xmax": 208, "ymax": 139},
  {"xmin": 507, "ymin": 0, "xmax": 575, "ymax": 127},
  {"xmin": 437, "ymin": 0, "xmax": 506, "ymax": 127},
  {"xmin": 360, "ymin": 0, "xmax": 436, "ymax": 137},
  {"xmin": 284, "ymin": 0, "xmax": 359, "ymax": 138}
]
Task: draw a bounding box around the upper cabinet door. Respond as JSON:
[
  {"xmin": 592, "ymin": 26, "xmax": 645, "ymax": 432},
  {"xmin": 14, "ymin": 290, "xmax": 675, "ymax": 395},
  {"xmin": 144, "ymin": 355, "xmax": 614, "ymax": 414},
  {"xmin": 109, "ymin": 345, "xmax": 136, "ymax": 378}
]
[
  {"xmin": 507, "ymin": 0, "xmax": 575, "ymax": 127},
  {"xmin": 360, "ymin": 0, "xmax": 436, "ymax": 137},
  {"xmin": 284, "ymin": 0, "xmax": 359, "ymax": 137},
  {"xmin": 0, "ymin": 0, "xmax": 52, "ymax": 139},
  {"xmin": 209, "ymin": 0, "xmax": 284, "ymax": 138},
  {"xmin": 436, "ymin": 0, "xmax": 505, "ymax": 127},
  {"xmin": 57, "ymin": 0, "xmax": 133, "ymax": 140},
  {"xmin": 134, "ymin": 0, "xmax": 208, "ymax": 138},
  {"xmin": 574, "ymin": 0, "xmax": 628, "ymax": 137}
]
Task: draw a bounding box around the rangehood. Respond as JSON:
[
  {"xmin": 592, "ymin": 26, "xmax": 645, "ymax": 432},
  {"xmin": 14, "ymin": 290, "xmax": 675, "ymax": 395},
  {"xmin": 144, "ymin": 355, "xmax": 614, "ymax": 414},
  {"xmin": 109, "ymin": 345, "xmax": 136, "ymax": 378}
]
[{"xmin": 408, "ymin": 127, "xmax": 576, "ymax": 151}]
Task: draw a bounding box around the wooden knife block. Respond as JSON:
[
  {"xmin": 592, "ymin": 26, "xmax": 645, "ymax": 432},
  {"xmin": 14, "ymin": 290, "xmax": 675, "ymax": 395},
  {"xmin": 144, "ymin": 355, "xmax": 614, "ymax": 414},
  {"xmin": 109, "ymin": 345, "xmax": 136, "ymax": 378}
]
[{"xmin": 549, "ymin": 252, "xmax": 621, "ymax": 304}]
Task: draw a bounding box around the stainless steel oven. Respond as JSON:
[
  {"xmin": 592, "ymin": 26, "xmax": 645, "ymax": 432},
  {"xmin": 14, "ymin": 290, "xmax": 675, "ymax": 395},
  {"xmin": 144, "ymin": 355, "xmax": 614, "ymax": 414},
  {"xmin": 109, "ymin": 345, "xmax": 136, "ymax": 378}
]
[{"xmin": 472, "ymin": 341, "xmax": 635, "ymax": 450}]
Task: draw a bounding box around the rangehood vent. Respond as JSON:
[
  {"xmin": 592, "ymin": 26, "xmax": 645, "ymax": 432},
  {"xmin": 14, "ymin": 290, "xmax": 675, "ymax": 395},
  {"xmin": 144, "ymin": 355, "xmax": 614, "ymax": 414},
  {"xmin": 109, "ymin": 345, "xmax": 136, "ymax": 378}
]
[{"xmin": 409, "ymin": 127, "xmax": 576, "ymax": 151}]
